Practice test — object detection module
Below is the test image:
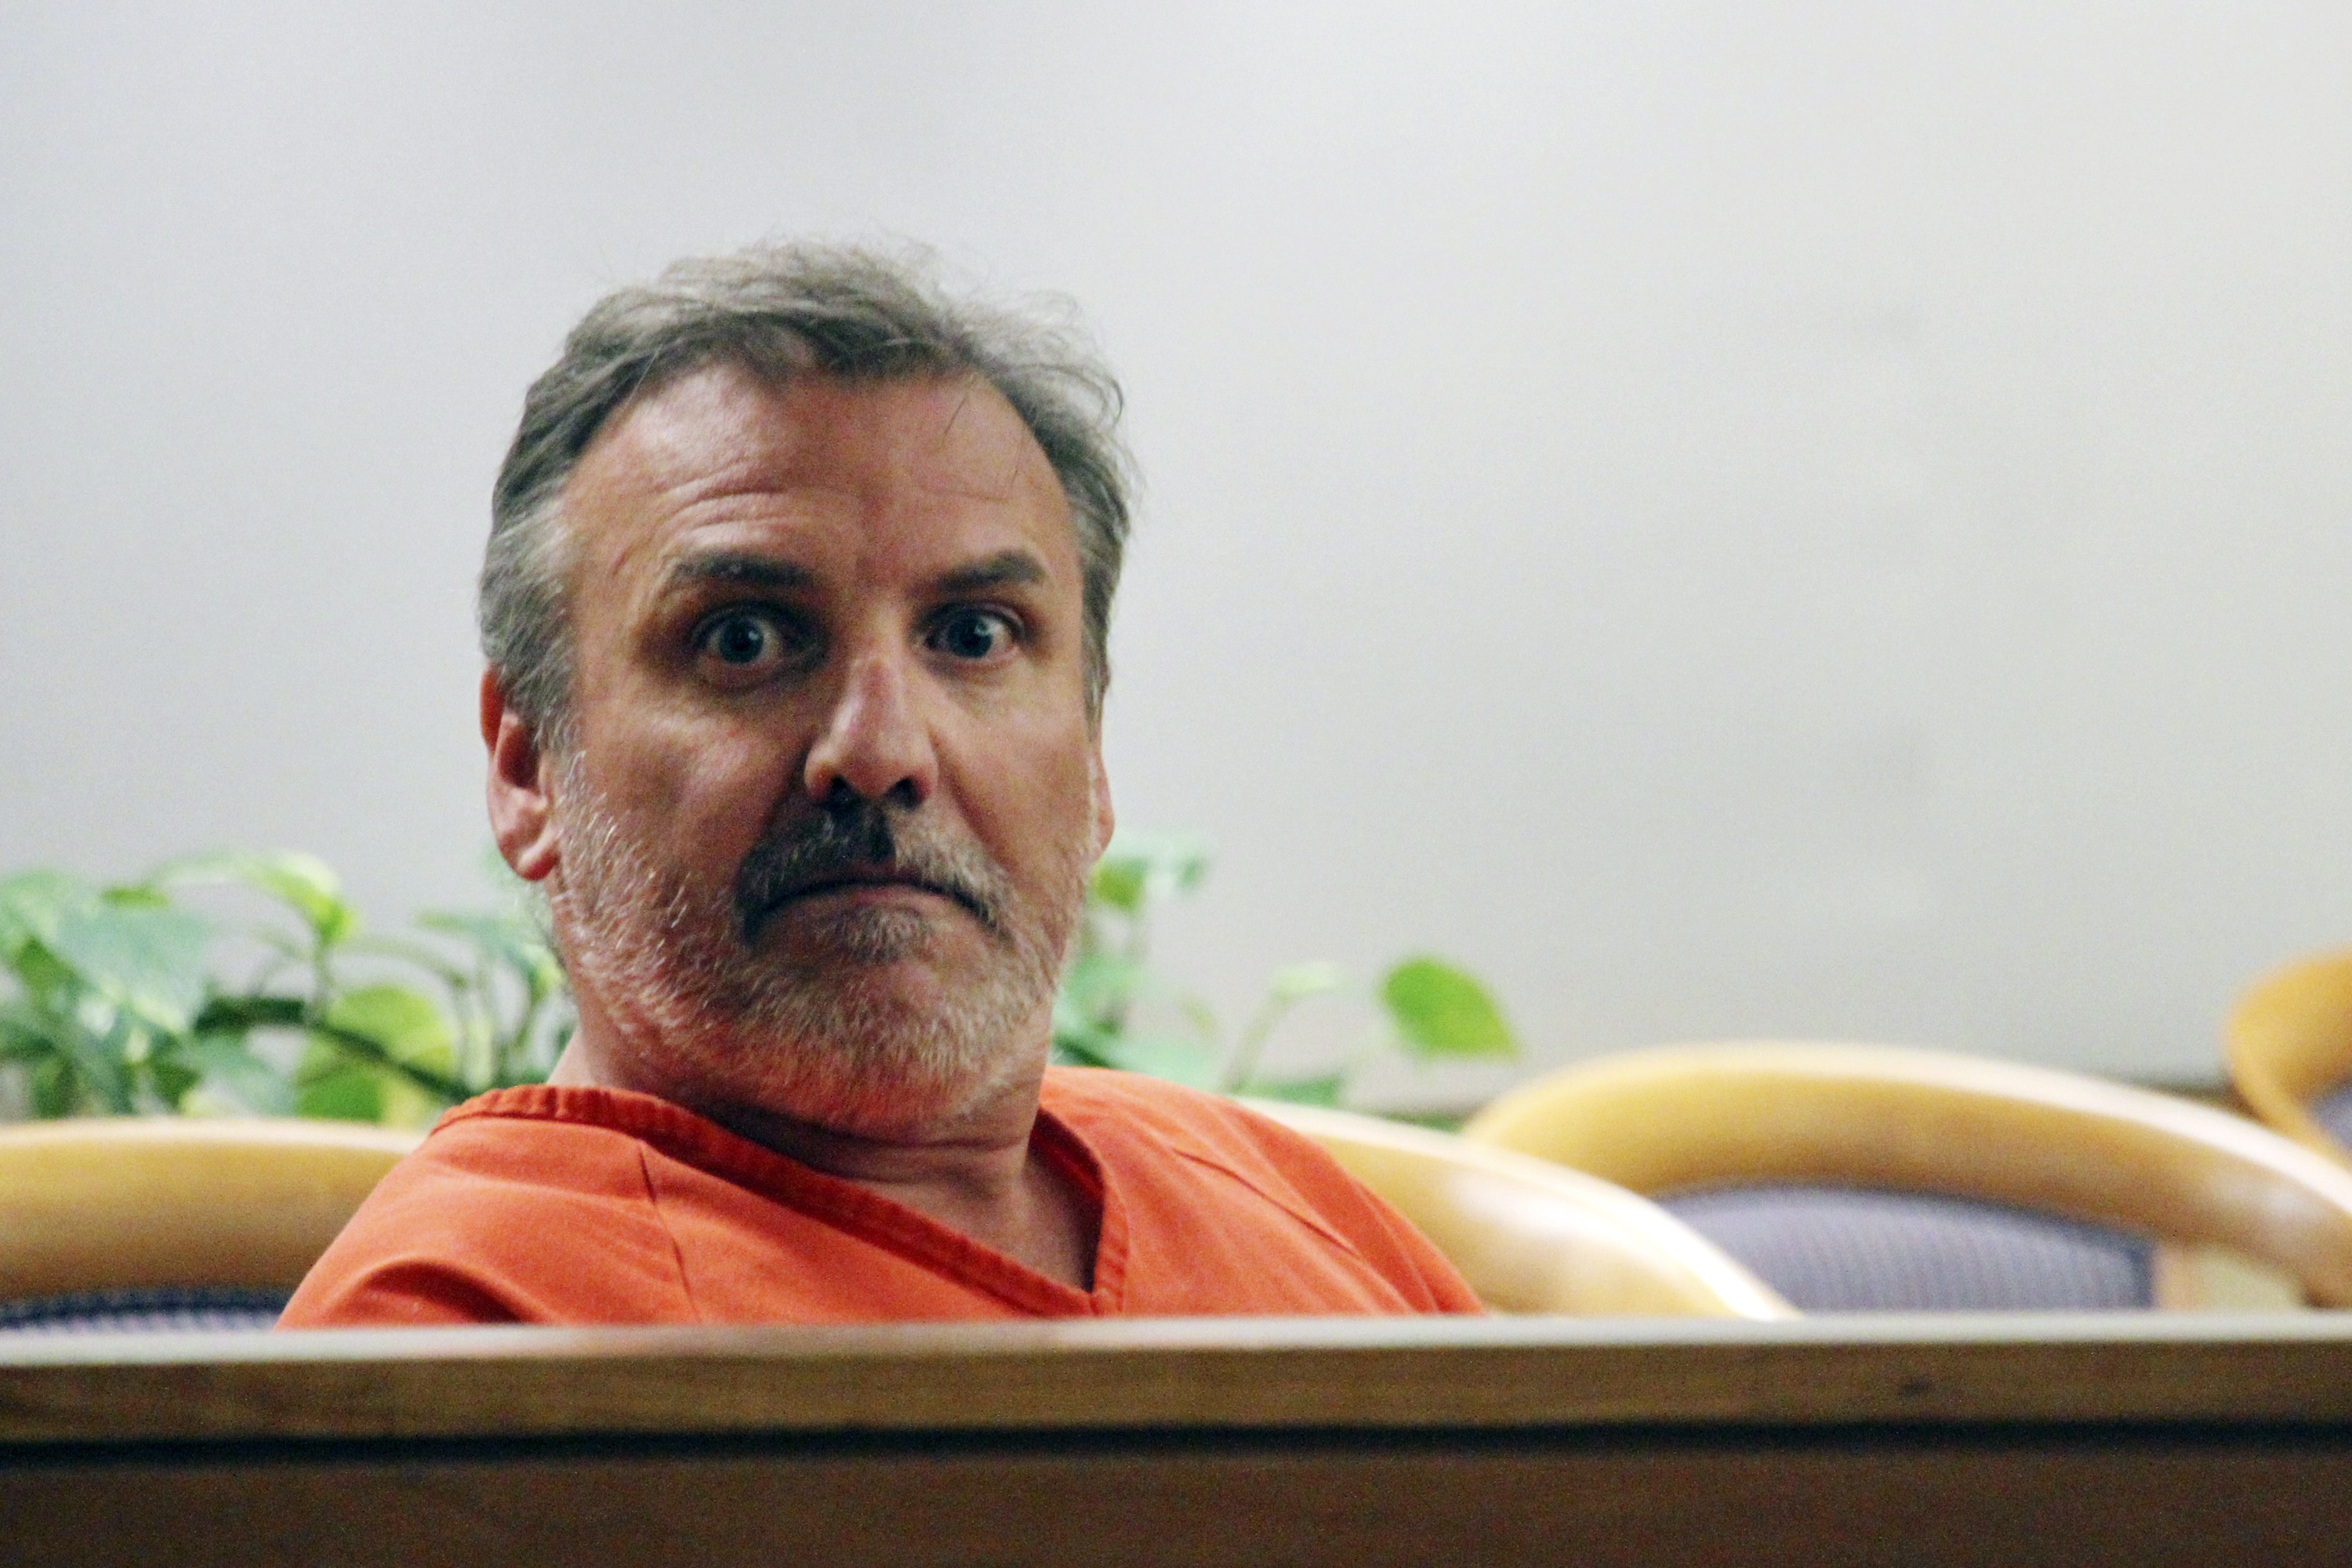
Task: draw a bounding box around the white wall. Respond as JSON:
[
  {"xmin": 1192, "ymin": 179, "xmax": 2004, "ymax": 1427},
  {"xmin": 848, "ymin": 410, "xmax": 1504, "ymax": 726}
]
[{"xmin": 3, "ymin": 2, "xmax": 2348, "ymax": 1102}]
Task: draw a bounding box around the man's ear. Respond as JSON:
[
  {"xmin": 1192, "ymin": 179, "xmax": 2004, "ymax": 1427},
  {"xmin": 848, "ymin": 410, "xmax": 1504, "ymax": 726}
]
[
  {"xmin": 1087, "ymin": 741, "xmax": 1116, "ymax": 862},
  {"xmin": 482, "ymin": 668, "xmax": 561, "ymax": 882}
]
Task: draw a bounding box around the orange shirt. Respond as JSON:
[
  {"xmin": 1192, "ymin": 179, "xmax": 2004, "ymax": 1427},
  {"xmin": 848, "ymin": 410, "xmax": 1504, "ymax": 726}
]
[{"xmin": 278, "ymin": 1068, "xmax": 1482, "ymax": 1327}]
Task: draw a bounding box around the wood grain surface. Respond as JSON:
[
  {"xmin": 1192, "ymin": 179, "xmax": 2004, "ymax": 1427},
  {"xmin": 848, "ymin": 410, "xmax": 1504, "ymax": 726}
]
[
  {"xmin": 5, "ymin": 1313, "xmax": 2352, "ymax": 1443},
  {"xmin": 9, "ymin": 1317, "xmax": 2352, "ymax": 1566},
  {"xmin": 9, "ymin": 1429, "xmax": 2352, "ymax": 1568}
]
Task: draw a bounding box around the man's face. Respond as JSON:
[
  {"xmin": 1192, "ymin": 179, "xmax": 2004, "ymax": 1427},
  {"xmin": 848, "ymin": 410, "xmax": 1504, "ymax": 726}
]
[{"xmin": 532, "ymin": 362, "xmax": 1113, "ymax": 1136}]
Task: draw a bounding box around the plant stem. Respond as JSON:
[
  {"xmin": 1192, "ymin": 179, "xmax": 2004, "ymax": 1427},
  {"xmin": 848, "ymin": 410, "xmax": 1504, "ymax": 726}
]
[
  {"xmin": 502, "ymin": 988, "xmax": 546, "ymax": 1081},
  {"xmin": 194, "ymin": 993, "xmax": 474, "ymax": 1106},
  {"xmin": 1217, "ymin": 992, "xmax": 1300, "ymax": 1096},
  {"xmin": 303, "ymin": 1019, "xmax": 474, "ymax": 1105}
]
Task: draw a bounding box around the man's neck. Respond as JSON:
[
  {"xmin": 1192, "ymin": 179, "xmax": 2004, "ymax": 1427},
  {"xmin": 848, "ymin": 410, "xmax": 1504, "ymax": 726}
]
[{"xmin": 545, "ymin": 1026, "xmax": 1098, "ymax": 1290}]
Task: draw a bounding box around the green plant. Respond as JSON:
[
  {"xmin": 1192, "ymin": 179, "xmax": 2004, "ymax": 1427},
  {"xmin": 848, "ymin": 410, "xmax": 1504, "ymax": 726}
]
[
  {"xmin": 1052, "ymin": 833, "xmax": 1520, "ymax": 1104},
  {"xmin": 2, "ymin": 833, "xmax": 1515, "ymax": 1124},
  {"xmin": 0, "ymin": 851, "xmax": 568, "ymax": 1124}
]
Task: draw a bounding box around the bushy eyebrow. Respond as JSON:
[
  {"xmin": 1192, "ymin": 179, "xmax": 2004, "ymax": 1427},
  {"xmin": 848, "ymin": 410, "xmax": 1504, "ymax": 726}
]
[
  {"xmin": 656, "ymin": 546, "xmax": 1045, "ymax": 601},
  {"xmin": 659, "ymin": 551, "xmax": 813, "ymax": 595},
  {"xmin": 935, "ymin": 550, "xmax": 1047, "ymax": 595}
]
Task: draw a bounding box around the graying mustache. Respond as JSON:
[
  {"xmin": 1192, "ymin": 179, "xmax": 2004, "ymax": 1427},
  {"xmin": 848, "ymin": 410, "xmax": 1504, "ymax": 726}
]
[{"xmin": 733, "ymin": 807, "xmax": 1004, "ymax": 938}]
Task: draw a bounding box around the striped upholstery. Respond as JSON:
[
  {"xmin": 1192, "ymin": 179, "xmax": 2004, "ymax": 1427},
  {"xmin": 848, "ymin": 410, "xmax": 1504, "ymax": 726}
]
[
  {"xmin": 2311, "ymin": 1083, "xmax": 2352, "ymax": 1151},
  {"xmin": 0, "ymin": 1286, "xmax": 289, "ymax": 1334},
  {"xmin": 1662, "ymin": 1186, "xmax": 2153, "ymax": 1311}
]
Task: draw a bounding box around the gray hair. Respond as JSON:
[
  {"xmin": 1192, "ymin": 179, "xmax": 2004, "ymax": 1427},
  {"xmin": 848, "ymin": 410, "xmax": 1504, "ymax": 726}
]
[{"xmin": 481, "ymin": 241, "xmax": 1133, "ymax": 750}]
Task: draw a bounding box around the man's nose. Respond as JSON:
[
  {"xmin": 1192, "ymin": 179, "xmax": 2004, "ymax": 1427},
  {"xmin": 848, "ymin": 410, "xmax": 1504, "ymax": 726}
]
[{"xmin": 801, "ymin": 651, "xmax": 938, "ymax": 808}]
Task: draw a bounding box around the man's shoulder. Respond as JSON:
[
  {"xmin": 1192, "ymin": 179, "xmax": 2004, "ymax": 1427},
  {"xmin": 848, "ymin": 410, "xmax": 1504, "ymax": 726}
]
[
  {"xmin": 277, "ymin": 1087, "xmax": 695, "ymax": 1327},
  {"xmin": 333, "ymin": 1085, "xmax": 678, "ymax": 1216}
]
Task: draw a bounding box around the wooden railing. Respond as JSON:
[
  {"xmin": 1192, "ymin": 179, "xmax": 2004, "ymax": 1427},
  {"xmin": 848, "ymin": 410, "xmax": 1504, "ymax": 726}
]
[{"xmin": 6, "ymin": 1315, "xmax": 2351, "ymax": 1564}]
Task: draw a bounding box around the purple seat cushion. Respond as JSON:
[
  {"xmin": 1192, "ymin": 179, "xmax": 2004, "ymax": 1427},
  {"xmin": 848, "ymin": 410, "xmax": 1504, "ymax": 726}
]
[
  {"xmin": 2310, "ymin": 1082, "xmax": 2352, "ymax": 1149},
  {"xmin": 1661, "ymin": 1185, "xmax": 2154, "ymax": 1311},
  {"xmin": 0, "ymin": 1286, "xmax": 288, "ymax": 1334}
]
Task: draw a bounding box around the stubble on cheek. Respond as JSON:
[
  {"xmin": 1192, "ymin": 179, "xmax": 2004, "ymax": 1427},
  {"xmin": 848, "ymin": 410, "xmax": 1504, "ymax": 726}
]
[{"xmin": 543, "ymin": 756, "xmax": 1091, "ymax": 1136}]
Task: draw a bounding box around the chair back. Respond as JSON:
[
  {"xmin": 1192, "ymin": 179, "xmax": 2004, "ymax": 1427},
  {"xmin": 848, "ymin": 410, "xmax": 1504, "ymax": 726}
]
[
  {"xmin": 0, "ymin": 1117, "xmax": 420, "ymax": 1301},
  {"xmin": 2227, "ymin": 951, "xmax": 2352, "ymax": 1166},
  {"xmin": 1461, "ymin": 1042, "xmax": 2352, "ymax": 1308},
  {"xmin": 1247, "ymin": 1099, "xmax": 1792, "ymax": 1318}
]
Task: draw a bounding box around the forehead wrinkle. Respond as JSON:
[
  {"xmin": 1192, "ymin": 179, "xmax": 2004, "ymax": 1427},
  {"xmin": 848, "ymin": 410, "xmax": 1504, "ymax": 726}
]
[
  {"xmin": 620, "ymin": 361, "xmax": 1053, "ymax": 513},
  {"xmin": 568, "ymin": 367, "xmax": 1069, "ymax": 612}
]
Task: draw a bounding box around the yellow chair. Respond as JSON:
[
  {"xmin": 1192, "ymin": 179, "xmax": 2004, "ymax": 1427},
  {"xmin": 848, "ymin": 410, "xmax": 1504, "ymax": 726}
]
[
  {"xmin": 1462, "ymin": 1042, "xmax": 2352, "ymax": 1309},
  {"xmin": 0, "ymin": 1117, "xmax": 419, "ymax": 1307},
  {"xmin": 2227, "ymin": 951, "xmax": 2352, "ymax": 1168},
  {"xmin": 8, "ymin": 1108, "xmax": 1785, "ymax": 1323},
  {"xmin": 1246, "ymin": 1099, "xmax": 1793, "ymax": 1318}
]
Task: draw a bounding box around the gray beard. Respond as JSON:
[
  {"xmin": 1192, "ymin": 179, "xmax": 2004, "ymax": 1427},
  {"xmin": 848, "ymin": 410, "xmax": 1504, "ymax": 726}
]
[{"xmin": 546, "ymin": 758, "xmax": 1085, "ymax": 1138}]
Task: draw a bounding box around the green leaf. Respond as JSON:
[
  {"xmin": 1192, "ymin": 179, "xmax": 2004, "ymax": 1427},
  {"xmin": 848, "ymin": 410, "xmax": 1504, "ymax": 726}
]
[
  {"xmin": 1059, "ymin": 950, "xmax": 1149, "ymax": 1017},
  {"xmin": 416, "ymin": 909, "xmax": 563, "ymax": 997},
  {"xmin": 172, "ymin": 1033, "xmax": 299, "ymax": 1116},
  {"xmin": 147, "ymin": 1054, "xmax": 201, "ymax": 1109},
  {"xmin": 1087, "ymin": 858, "xmax": 1149, "ymax": 915},
  {"xmin": 1377, "ymin": 956, "xmax": 1520, "ymax": 1061},
  {"xmin": 1088, "ymin": 1033, "xmax": 1221, "ymax": 1090},
  {"xmin": 156, "ymin": 850, "xmax": 358, "ymax": 946},
  {"xmin": 297, "ymin": 1058, "xmax": 386, "ymax": 1123},
  {"xmin": 1238, "ymin": 1072, "xmax": 1347, "ymax": 1107},
  {"xmin": 0, "ymin": 869, "xmax": 100, "ymax": 959},
  {"xmin": 43, "ymin": 903, "xmax": 212, "ymax": 1034},
  {"xmin": 4, "ymin": 942, "xmax": 82, "ymax": 1014},
  {"xmin": 0, "ymin": 995, "xmax": 71, "ymax": 1062},
  {"xmin": 1051, "ymin": 1029, "xmax": 1120, "ymax": 1069},
  {"xmin": 29, "ymin": 1056, "xmax": 74, "ymax": 1117},
  {"xmin": 1051, "ymin": 992, "xmax": 1098, "ymax": 1045},
  {"xmin": 324, "ymin": 985, "xmax": 454, "ymax": 1071},
  {"xmin": 1088, "ymin": 832, "xmax": 1212, "ymax": 913},
  {"xmin": 194, "ymin": 993, "xmax": 309, "ymax": 1034},
  {"xmin": 1269, "ymin": 961, "xmax": 1347, "ymax": 1004},
  {"xmin": 298, "ymin": 1012, "xmax": 455, "ymax": 1127},
  {"xmin": 54, "ymin": 1012, "xmax": 134, "ymax": 1112}
]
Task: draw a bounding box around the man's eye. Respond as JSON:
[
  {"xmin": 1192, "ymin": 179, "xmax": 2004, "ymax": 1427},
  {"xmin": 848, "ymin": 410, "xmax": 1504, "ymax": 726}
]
[
  {"xmin": 931, "ymin": 608, "xmax": 1017, "ymax": 662},
  {"xmin": 695, "ymin": 609, "xmax": 797, "ymax": 671}
]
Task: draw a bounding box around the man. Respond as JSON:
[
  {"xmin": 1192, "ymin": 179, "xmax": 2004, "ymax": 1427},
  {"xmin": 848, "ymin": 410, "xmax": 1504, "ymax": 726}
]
[{"xmin": 281, "ymin": 244, "xmax": 1479, "ymax": 1325}]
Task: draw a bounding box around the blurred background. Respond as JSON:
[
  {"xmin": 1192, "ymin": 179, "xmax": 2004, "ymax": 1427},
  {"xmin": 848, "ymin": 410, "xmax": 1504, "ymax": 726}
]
[{"xmin": 3, "ymin": 1, "xmax": 2347, "ymax": 1107}]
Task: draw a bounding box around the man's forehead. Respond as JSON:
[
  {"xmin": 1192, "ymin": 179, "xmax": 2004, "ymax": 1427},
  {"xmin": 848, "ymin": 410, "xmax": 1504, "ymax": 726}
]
[{"xmin": 576, "ymin": 361, "xmax": 1054, "ymax": 512}]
